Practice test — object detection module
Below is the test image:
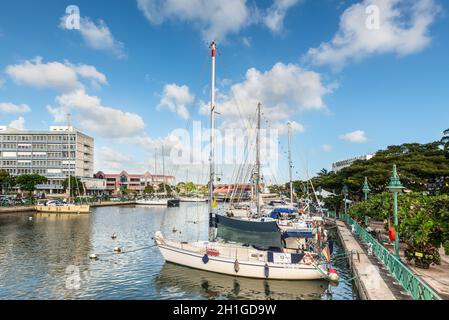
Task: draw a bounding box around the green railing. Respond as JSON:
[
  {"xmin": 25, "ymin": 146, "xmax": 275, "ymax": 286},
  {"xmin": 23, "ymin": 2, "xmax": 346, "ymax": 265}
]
[{"xmin": 339, "ymin": 213, "xmax": 441, "ymax": 300}]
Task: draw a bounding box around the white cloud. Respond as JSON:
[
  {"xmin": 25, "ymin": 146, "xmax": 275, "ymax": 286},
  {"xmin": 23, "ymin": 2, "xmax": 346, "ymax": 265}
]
[
  {"xmin": 60, "ymin": 16, "xmax": 126, "ymax": 59},
  {"xmin": 137, "ymin": 0, "xmax": 300, "ymax": 42},
  {"xmin": 321, "ymin": 144, "xmax": 333, "ymax": 152},
  {"xmin": 264, "ymin": 0, "xmax": 300, "ymax": 33},
  {"xmin": 47, "ymin": 89, "xmax": 145, "ymax": 138},
  {"xmin": 5, "ymin": 57, "xmax": 107, "ymax": 92},
  {"xmin": 158, "ymin": 84, "xmax": 195, "ymax": 120},
  {"xmin": 95, "ymin": 147, "xmax": 139, "ymax": 172},
  {"xmin": 306, "ymin": 0, "xmax": 440, "ymax": 69},
  {"xmin": 0, "ymin": 102, "xmax": 31, "ymax": 114},
  {"xmin": 339, "ymin": 130, "xmax": 368, "ymax": 143},
  {"xmin": 9, "ymin": 117, "xmax": 26, "ymax": 130},
  {"xmin": 200, "ymin": 62, "xmax": 331, "ymax": 130}
]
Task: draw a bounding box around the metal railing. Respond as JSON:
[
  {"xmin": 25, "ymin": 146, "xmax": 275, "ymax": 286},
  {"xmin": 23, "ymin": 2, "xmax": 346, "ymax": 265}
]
[{"xmin": 339, "ymin": 213, "xmax": 441, "ymax": 300}]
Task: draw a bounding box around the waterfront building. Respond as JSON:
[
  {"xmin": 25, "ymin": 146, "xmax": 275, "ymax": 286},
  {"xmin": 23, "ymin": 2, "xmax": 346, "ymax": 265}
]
[
  {"xmin": 80, "ymin": 177, "xmax": 107, "ymax": 196},
  {"xmin": 0, "ymin": 125, "xmax": 94, "ymax": 194},
  {"xmin": 331, "ymin": 154, "xmax": 374, "ymax": 172},
  {"xmin": 93, "ymin": 171, "xmax": 175, "ymax": 195}
]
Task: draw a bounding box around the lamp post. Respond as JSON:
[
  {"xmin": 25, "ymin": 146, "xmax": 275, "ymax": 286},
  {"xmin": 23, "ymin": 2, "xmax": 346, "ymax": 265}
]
[
  {"xmin": 342, "ymin": 184, "xmax": 349, "ymax": 216},
  {"xmin": 362, "ymin": 176, "xmax": 371, "ymax": 201},
  {"xmin": 387, "ymin": 164, "xmax": 405, "ymax": 259},
  {"xmin": 362, "ymin": 176, "xmax": 371, "ymax": 227}
]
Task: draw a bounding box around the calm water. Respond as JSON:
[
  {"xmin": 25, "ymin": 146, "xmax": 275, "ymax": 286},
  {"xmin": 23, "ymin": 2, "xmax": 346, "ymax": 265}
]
[{"xmin": 0, "ymin": 203, "xmax": 357, "ymax": 300}]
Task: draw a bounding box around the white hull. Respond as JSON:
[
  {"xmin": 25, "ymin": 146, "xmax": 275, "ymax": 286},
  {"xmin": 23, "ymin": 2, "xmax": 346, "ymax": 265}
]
[
  {"xmin": 136, "ymin": 199, "xmax": 168, "ymax": 206},
  {"xmin": 155, "ymin": 232, "xmax": 332, "ymax": 281},
  {"xmin": 179, "ymin": 197, "xmax": 207, "ymax": 203}
]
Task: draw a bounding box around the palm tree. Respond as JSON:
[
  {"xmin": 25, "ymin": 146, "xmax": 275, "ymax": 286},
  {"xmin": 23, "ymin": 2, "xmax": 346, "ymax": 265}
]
[
  {"xmin": 442, "ymin": 128, "xmax": 449, "ymax": 151},
  {"xmin": 317, "ymin": 168, "xmax": 329, "ymax": 176}
]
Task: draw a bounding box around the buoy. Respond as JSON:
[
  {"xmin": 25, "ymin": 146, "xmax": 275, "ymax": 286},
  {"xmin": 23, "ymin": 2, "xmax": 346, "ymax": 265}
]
[
  {"xmin": 264, "ymin": 263, "xmax": 270, "ymax": 278},
  {"xmin": 111, "ymin": 233, "xmax": 117, "ymax": 239},
  {"xmin": 202, "ymin": 254, "xmax": 209, "ymax": 264},
  {"xmin": 114, "ymin": 247, "xmax": 122, "ymax": 253},
  {"xmin": 172, "ymin": 227, "xmax": 177, "ymax": 233},
  {"xmin": 234, "ymin": 259, "xmax": 240, "ymax": 273},
  {"xmin": 328, "ymin": 268, "xmax": 339, "ymax": 282},
  {"xmin": 89, "ymin": 254, "xmax": 98, "ymax": 260}
]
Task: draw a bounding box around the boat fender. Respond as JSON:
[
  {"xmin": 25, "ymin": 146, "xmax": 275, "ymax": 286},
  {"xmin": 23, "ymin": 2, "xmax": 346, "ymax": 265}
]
[
  {"xmin": 234, "ymin": 259, "xmax": 240, "ymax": 273},
  {"xmin": 202, "ymin": 254, "xmax": 209, "ymax": 264},
  {"xmin": 264, "ymin": 264, "xmax": 269, "ymax": 278}
]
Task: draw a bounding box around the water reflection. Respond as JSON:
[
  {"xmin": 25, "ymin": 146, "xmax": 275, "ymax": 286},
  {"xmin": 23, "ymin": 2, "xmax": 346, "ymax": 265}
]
[
  {"xmin": 155, "ymin": 263, "xmax": 329, "ymax": 300},
  {"xmin": 0, "ymin": 203, "xmax": 356, "ymax": 300}
]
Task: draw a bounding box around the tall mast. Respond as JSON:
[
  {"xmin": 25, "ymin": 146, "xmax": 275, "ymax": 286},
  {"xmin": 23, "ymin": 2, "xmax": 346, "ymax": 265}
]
[
  {"xmin": 256, "ymin": 103, "xmax": 261, "ymax": 216},
  {"xmin": 162, "ymin": 146, "xmax": 167, "ymax": 195},
  {"xmin": 67, "ymin": 113, "xmax": 71, "ymax": 202},
  {"xmin": 208, "ymin": 41, "xmax": 217, "ymax": 242},
  {"xmin": 288, "ymin": 122, "xmax": 293, "ymax": 205}
]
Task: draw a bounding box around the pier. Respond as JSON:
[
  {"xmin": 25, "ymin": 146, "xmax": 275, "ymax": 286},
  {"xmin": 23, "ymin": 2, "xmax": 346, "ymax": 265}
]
[{"xmin": 327, "ymin": 213, "xmax": 443, "ymax": 300}]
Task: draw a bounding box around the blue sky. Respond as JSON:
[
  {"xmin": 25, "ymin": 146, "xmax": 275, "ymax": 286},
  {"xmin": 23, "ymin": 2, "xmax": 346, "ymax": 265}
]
[{"xmin": 0, "ymin": 0, "xmax": 448, "ymax": 184}]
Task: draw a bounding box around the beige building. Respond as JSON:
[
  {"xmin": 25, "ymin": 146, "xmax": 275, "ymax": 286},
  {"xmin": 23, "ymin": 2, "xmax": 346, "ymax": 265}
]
[{"xmin": 0, "ymin": 125, "xmax": 94, "ymax": 194}]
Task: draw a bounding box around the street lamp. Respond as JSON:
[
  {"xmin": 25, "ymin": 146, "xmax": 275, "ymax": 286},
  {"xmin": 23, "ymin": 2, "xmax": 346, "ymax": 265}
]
[
  {"xmin": 362, "ymin": 176, "xmax": 371, "ymax": 201},
  {"xmin": 342, "ymin": 184, "xmax": 349, "ymax": 216},
  {"xmin": 387, "ymin": 164, "xmax": 405, "ymax": 259},
  {"xmin": 362, "ymin": 176, "xmax": 371, "ymax": 228}
]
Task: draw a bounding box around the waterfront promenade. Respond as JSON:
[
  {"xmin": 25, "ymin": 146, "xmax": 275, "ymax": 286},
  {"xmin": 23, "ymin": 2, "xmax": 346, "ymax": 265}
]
[{"xmin": 335, "ymin": 219, "xmax": 397, "ymax": 300}]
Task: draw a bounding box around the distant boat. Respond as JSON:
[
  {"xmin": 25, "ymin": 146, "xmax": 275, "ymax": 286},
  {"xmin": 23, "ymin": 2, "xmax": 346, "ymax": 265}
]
[
  {"xmin": 136, "ymin": 198, "xmax": 168, "ymax": 206},
  {"xmin": 34, "ymin": 201, "xmax": 90, "ymax": 214},
  {"xmin": 179, "ymin": 196, "xmax": 207, "ymax": 203}
]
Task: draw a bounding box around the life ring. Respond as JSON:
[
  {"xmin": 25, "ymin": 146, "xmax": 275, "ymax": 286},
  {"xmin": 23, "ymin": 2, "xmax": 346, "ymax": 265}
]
[
  {"xmin": 234, "ymin": 259, "xmax": 240, "ymax": 273},
  {"xmin": 303, "ymin": 254, "xmax": 314, "ymax": 265}
]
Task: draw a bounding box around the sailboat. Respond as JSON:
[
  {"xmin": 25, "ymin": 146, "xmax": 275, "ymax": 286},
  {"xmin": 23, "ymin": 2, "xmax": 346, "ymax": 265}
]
[
  {"xmin": 35, "ymin": 115, "xmax": 90, "ymax": 214},
  {"xmin": 154, "ymin": 42, "xmax": 337, "ymax": 281}
]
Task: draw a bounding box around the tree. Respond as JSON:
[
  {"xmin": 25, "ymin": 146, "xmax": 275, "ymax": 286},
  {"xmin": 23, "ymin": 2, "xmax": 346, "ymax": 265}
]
[
  {"xmin": 62, "ymin": 176, "xmax": 85, "ymax": 197},
  {"xmin": 0, "ymin": 170, "xmax": 16, "ymax": 194},
  {"xmin": 16, "ymin": 174, "xmax": 48, "ymax": 196},
  {"xmin": 158, "ymin": 183, "xmax": 173, "ymax": 196},
  {"xmin": 309, "ymin": 142, "xmax": 449, "ymax": 197},
  {"xmin": 442, "ymin": 128, "xmax": 449, "ymax": 153},
  {"xmin": 144, "ymin": 185, "xmax": 155, "ymax": 194}
]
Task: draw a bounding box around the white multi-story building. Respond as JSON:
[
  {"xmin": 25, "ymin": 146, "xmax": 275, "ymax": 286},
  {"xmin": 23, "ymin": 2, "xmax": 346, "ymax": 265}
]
[
  {"xmin": 0, "ymin": 125, "xmax": 94, "ymax": 194},
  {"xmin": 331, "ymin": 154, "xmax": 374, "ymax": 173}
]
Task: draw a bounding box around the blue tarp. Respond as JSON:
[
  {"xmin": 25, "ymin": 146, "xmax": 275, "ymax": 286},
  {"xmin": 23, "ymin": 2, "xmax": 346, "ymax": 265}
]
[
  {"xmin": 271, "ymin": 208, "xmax": 296, "ymax": 214},
  {"xmin": 281, "ymin": 230, "xmax": 313, "ymax": 239}
]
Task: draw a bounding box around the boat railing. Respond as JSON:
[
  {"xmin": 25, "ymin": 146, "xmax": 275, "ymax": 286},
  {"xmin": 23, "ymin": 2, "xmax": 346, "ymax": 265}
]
[{"xmin": 339, "ymin": 213, "xmax": 441, "ymax": 300}]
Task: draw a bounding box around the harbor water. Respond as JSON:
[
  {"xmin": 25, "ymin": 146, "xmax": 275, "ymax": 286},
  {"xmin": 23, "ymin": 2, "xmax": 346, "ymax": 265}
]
[{"xmin": 0, "ymin": 203, "xmax": 357, "ymax": 300}]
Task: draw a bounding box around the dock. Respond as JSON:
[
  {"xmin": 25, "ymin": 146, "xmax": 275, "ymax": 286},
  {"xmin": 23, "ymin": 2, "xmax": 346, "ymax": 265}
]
[
  {"xmin": 335, "ymin": 219, "xmax": 397, "ymax": 300},
  {"xmin": 0, "ymin": 201, "xmax": 137, "ymax": 214}
]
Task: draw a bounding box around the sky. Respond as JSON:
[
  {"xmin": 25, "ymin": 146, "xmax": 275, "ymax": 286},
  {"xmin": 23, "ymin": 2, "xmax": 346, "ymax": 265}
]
[{"xmin": 0, "ymin": 0, "xmax": 448, "ymax": 184}]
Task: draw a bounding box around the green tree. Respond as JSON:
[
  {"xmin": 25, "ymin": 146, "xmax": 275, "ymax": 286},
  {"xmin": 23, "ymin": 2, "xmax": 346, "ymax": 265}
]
[
  {"xmin": 158, "ymin": 183, "xmax": 173, "ymax": 196},
  {"xmin": 0, "ymin": 170, "xmax": 16, "ymax": 194},
  {"xmin": 144, "ymin": 184, "xmax": 155, "ymax": 194},
  {"xmin": 309, "ymin": 142, "xmax": 449, "ymax": 197},
  {"xmin": 16, "ymin": 174, "xmax": 48, "ymax": 196},
  {"xmin": 442, "ymin": 128, "xmax": 449, "ymax": 153},
  {"xmin": 62, "ymin": 176, "xmax": 85, "ymax": 197}
]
